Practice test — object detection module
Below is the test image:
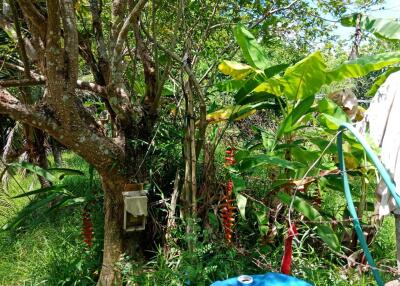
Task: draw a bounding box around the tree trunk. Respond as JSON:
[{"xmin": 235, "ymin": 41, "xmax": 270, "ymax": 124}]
[
  {"xmin": 50, "ymin": 137, "xmax": 63, "ymax": 167},
  {"xmin": 97, "ymin": 175, "xmax": 125, "ymax": 286},
  {"xmin": 98, "ymin": 173, "xmax": 145, "ymax": 285}
]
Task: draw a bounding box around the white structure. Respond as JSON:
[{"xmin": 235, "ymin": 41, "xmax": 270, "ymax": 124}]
[
  {"xmin": 123, "ymin": 190, "xmax": 148, "ymax": 232},
  {"xmin": 359, "ymin": 71, "xmax": 400, "ymax": 218},
  {"xmin": 359, "ymin": 71, "xmax": 400, "ymax": 277}
]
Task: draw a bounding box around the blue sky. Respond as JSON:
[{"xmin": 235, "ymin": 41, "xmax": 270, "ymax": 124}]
[{"xmin": 332, "ymin": 0, "xmax": 400, "ymax": 39}]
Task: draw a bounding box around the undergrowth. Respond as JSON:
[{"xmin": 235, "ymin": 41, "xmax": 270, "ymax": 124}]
[
  {"xmin": 0, "ymin": 153, "xmax": 397, "ymax": 285},
  {"xmin": 0, "ymin": 154, "xmax": 103, "ymax": 285}
]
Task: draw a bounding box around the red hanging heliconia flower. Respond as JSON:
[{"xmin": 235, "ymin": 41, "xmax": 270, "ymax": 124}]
[
  {"xmin": 280, "ymin": 223, "xmax": 298, "ymax": 275},
  {"xmin": 224, "ymin": 148, "xmax": 236, "ymax": 167},
  {"xmin": 220, "ymin": 148, "xmax": 237, "ymax": 243},
  {"xmin": 82, "ymin": 207, "xmax": 94, "ymax": 248},
  {"xmin": 226, "ymin": 180, "xmax": 233, "ymax": 196}
]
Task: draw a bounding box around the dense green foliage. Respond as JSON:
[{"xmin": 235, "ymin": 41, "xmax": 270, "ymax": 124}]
[
  {"xmin": 2, "ymin": 0, "xmax": 400, "ymax": 285},
  {"xmin": 0, "ymin": 153, "xmax": 397, "ymax": 285}
]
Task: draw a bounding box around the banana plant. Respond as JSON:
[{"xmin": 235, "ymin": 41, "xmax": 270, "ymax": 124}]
[{"xmin": 213, "ymin": 24, "xmax": 400, "ymax": 252}]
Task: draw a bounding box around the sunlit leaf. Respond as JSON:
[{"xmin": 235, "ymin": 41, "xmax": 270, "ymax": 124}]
[
  {"xmin": 318, "ymin": 113, "xmax": 346, "ymax": 130},
  {"xmin": 326, "ymin": 52, "xmax": 400, "ymax": 84},
  {"xmin": 215, "ymin": 79, "xmax": 245, "ymax": 92},
  {"xmin": 366, "ymin": 67, "xmax": 400, "ymax": 97},
  {"xmin": 264, "ymin": 63, "xmax": 290, "ymax": 78},
  {"xmin": 252, "ymin": 77, "xmax": 283, "ymax": 97},
  {"xmin": 12, "ymin": 185, "xmax": 67, "ymax": 199},
  {"xmin": 233, "ymin": 24, "xmax": 269, "ymax": 69},
  {"xmin": 218, "ymin": 60, "xmax": 254, "ymax": 80},
  {"xmin": 279, "ymin": 51, "xmax": 326, "ymax": 100},
  {"xmin": 235, "ymin": 73, "xmax": 267, "ymax": 103},
  {"xmin": 236, "ymin": 194, "xmax": 247, "ymax": 219},
  {"xmin": 318, "ymin": 97, "xmax": 348, "ymax": 122},
  {"xmin": 205, "ymin": 105, "xmax": 256, "ymax": 123},
  {"xmin": 277, "ymin": 95, "xmax": 315, "ymax": 138},
  {"xmin": 47, "ymin": 168, "xmax": 85, "ymax": 180},
  {"xmin": 9, "ymin": 162, "xmax": 57, "ymax": 182}
]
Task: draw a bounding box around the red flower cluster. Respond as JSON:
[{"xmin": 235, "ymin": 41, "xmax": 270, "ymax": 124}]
[
  {"xmin": 220, "ymin": 148, "xmax": 237, "ymax": 243},
  {"xmin": 224, "ymin": 149, "xmax": 236, "ymax": 167},
  {"xmin": 82, "ymin": 207, "xmax": 94, "ymax": 248}
]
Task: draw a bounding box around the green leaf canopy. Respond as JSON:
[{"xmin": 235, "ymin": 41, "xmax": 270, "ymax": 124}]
[{"xmin": 341, "ymin": 14, "xmax": 400, "ymax": 41}]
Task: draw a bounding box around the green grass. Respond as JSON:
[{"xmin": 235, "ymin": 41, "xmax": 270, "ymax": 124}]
[{"xmin": 0, "ymin": 154, "xmax": 103, "ymax": 285}]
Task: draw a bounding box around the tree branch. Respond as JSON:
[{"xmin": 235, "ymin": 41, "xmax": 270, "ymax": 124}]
[
  {"xmin": 89, "ymin": 0, "xmax": 110, "ymax": 83},
  {"xmin": 144, "ymin": 31, "xmax": 207, "ymax": 157},
  {"xmin": 0, "ymin": 87, "xmax": 55, "ymax": 131},
  {"xmin": 252, "ymin": 0, "xmax": 301, "ymax": 27},
  {"xmin": 0, "ymin": 78, "xmax": 107, "ymax": 96},
  {"xmin": 134, "ymin": 18, "xmax": 157, "ymax": 110},
  {"xmin": 9, "ymin": 1, "xmax": 31, "ymax": 78},
  {"xmin": 60, "ymin": 0, "xmax": 79, "ymax": 88},
  {"xmin": 0, "ymin": 87, "xmax": 125, "ymax": 174},
  {"xmin": 0, "ymin": 78, "xmax": 45, "ymax": 87},
  {"xmin": 16, "ymin": 0, "xmax": 47, "ymax": 39},
  {"xmin": 114, "ymin": 0, "xmax": 148, "ymax": 61},
  {"xmin": 77, "ymin": 80, "xmax": 107, "ymax": 95}
]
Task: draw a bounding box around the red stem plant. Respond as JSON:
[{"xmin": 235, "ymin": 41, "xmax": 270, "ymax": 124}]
[{"xmin": 280, "ymin": 223, "xmax": 298, "ymax": 274}]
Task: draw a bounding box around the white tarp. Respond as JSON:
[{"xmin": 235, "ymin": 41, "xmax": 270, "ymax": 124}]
[{"xmin": 359, "ymin": 71, "xmax": 400, "ymax": 218}]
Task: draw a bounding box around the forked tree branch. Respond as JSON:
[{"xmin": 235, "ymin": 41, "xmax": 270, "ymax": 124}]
[
  {"xmin": 114, "ymin": 0, "xmax": 148, "ymax": 60},
  {"xmin": 1, "ymin": 57, "xmax": 107, "ymax": 95},
  {"xmin": 0, "ymin": 87, "xmax": 125, "ymax": 173},
  {"xmin": 16, "ymin": 0, "xmax": 47, "ymax": 38},
  {"xmin": 0, "ymin": 88, "xmax": 56, "ymax": 131}
]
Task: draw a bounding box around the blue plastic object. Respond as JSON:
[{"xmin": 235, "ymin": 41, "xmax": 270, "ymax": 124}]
[{"xmin": 210, "ymin": 273, "xmax": 313, "ymax": 286}]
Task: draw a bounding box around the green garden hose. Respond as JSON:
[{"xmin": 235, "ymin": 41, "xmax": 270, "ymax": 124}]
[{"xmin": 338, "ymin": 122, "xmax": 400, "ymax": 286}]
